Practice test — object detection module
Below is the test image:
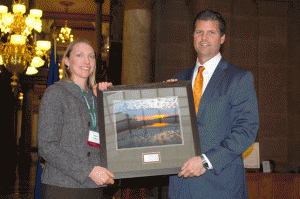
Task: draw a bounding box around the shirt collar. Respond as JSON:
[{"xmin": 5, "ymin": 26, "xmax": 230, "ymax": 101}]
[{"xmin": 195, "ymin": 53, "xmax": 222, "ymax": 74}]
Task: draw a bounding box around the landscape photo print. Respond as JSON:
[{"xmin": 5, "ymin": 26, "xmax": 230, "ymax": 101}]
[{"xmin": 113, "ymin": 96, "xmax": 184, "ymax": 150}]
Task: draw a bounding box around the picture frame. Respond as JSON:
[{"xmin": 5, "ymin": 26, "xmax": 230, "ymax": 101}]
[{"xmin": 97, "ymin": 81, "xmax": 201, "ymax": 179}]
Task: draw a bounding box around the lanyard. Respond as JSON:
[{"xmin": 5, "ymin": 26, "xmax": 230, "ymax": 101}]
[{"xmin": 75, "ymin": 83, "xmax": 96, "ymax": 131}]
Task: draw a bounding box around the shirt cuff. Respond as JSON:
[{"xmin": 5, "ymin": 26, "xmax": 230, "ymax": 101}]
[{"xmin": 202, "ymin": 154, "xmax": 213, "ymax": 169}]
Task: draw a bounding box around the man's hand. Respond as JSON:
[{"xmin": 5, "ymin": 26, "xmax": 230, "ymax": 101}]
[
  {"xmin": 178, "ymin": 156, "xmax": 207, "ymax": 178},
  {"xmin": 93, "ymin": 82, "xmax": 113, "ymax": 97},
  {"xmin": 89, "ymin": 166, "xmax": 115, "ymax": 186}
]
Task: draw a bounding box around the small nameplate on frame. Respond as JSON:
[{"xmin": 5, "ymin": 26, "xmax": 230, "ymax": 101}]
[{"xmin": 142, "ymin": 152, "xmax": 161, "ymax": 164}]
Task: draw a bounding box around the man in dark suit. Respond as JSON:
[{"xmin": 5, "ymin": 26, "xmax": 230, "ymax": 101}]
[{"xmin": 168, "ymin": 10, "xmax": 259, "ymax": 198}]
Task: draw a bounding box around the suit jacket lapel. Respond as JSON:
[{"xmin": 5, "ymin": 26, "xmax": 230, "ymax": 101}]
[
  {"xmin": 185, "ymin": 65, "xmax": 195, "ymax": 81},
  {"xmin": 60, "ymin": 80, "xmax": 87, "ymax": 103},
  {"xmin": 59, "ymin": 80, "xmax": 93, "ymax": 130},
  {"xmin": 197, "ymin": 58, "xmax": 228, "ymax": 116}
]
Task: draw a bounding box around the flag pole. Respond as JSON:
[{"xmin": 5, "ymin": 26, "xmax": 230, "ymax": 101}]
[{"xmin": 52, "ymin": 27, "xmax": 57, "ymax": 64}]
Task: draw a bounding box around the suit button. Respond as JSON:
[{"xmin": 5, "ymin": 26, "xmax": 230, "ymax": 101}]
[
  {"xmin": 88, "ymin": 122, "xmax": 91, "ymax": 127},
  {"xmin": 87, "ymin": 152, "xmax": 90, "ymax": 157}
]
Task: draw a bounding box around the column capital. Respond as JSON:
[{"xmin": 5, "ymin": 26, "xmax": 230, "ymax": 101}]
[
  {"xmin": 123, "ymin": 0, "xmax": 154, "ymax": 11},
  {"xmin": 42, "ymin": 19, "xmax": 54, "ymax": 34}
]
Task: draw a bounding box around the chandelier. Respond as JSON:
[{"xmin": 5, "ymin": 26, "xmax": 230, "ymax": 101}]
[
  {"xmin": 56, "ymin": 1, "xmax": 74, "ymax": 44},
  {"xmin": 0, "ymin": 0, "xmax": 51, "ymax": 89}
]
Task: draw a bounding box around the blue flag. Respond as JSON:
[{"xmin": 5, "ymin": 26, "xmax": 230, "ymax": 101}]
[
  {"xmin": 46, "ymin": 40, "xmax": 59, "ymax": 87},
  {"xmin": 35, "ymin": 39, "xmax": 59, "ymax": 199}
]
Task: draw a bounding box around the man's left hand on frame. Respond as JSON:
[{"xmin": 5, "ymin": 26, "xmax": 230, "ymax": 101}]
[
  {"xmin": 178, "ymin": 156, "xmax": 207, "ymax": 178},
  {"xmin": 93, "ymin": 82, "xmax": 113, "ymax": 96}
]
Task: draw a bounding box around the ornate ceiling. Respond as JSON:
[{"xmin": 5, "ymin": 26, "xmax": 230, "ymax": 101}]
[
  {"xmin": 36, "ymin": 0, "xmax": 98, "ymax": 14},
  {"xmin": 0, "ymin": 0, "xmax": 110, "ymax": 30},
  {"xmin": 38, "ymin": 0, "xmax": 110, "ymax": 29}
]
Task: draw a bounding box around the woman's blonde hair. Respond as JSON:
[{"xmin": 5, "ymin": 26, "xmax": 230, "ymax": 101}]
[{"xmin": 61, "ymin": 39, "xmax": 96, "ymax": 89}]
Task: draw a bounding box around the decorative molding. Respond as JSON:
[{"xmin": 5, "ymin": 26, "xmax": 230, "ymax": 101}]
[
  {"xmin": 42, "ymin": 11, "xmax": 96, "ymax": 22},
  {"xmin": 42, "ymin": 11, "xmax": 112, "ymax": 22},
  {"xmin": 52, "ymin": 21, "xmax": 95, "ymax": 30}
]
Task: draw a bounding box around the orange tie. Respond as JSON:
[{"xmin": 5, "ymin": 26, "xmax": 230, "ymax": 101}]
[{"xmin": 193, "ymin": 66, "xmax": 205, "ymax": 115}]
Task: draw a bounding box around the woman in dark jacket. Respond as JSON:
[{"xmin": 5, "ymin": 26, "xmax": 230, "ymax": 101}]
[{"xmin": 38, "ymin": 39, "xmax": 114, "ymax": 198}]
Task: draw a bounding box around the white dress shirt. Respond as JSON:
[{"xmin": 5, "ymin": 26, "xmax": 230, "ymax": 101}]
[
  {"xmin": 192, "ymin": 52, "xmax": 222, "ymax": 92},
  {"xmin": 192, "ymin": 53, "xmax": 222, "ymax": 170}
]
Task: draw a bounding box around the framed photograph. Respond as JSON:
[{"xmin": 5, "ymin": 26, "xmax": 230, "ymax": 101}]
[{"xmin": 97, "ymin": 81, "xmax": 201, "ymax": 179}]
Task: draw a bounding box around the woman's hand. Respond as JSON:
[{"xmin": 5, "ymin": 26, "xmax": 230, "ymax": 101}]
[
  {"xmin": 165, "ymin": 79, "xmax": 178, "ymax": 82},
  {"xmin": 93, "ymin": 82, "xmax": 113, "ymax": 97},
  {"xmin": 89, "ymin": 166, "xmax": 115, "ymax": 186}
]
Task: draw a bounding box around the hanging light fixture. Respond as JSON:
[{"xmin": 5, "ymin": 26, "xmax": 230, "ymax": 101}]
[
  {"xmin": 56, "ymin": 1, "xmax": 74, "ymax": 44},
  {"xmin": 58, "ymin": 63, "xmax": 63, "ymax": 80},
  {"xmin": 0, "ymin": 0, "xmax": 51, "ymax": 90}
]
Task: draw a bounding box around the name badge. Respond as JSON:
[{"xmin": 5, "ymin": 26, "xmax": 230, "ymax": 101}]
[{"xmin": 87, "ymin": 130, "xmax": 100, "ymax": 148}]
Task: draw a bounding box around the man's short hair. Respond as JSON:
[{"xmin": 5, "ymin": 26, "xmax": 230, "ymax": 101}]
[{"xmin": 193, "ymin": 10, "xmax": 226, "ymax": 36}]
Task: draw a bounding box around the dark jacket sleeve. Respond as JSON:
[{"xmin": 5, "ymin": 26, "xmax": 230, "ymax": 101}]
[{"xmin": 206, "ymin": 71, "xmax": 259, "ymax": 175}]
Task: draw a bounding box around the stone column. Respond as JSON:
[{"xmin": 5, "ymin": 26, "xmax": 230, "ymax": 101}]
[
  {"xmin": 106, "ymin": 1, "xmax": 123, "ymax": 86},
  {"xmin": 122, "ymin": 0, "xmax": 152, "ymax": 85},
  {"xmin": 94, "ymin": 0, "xmax": 105, "ymax": 82}
]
